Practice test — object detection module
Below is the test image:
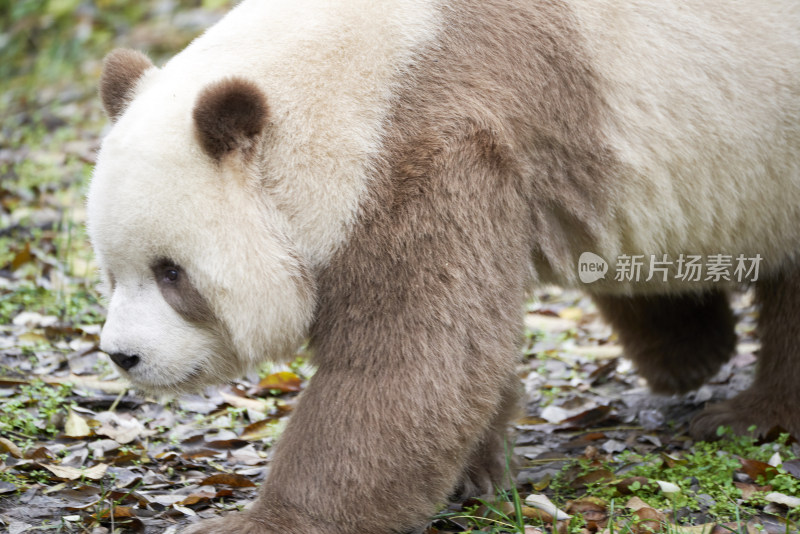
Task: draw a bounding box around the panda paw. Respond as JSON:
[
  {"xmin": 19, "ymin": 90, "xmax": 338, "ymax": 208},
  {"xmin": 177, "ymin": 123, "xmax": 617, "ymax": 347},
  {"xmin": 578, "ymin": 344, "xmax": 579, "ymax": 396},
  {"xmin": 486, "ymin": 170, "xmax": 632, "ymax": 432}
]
[
  {"xmin": 181, "ymin": 512, "xmax": 271, "ymax": 534},
  {"xmin": 689, "ymin": 389, "xmax": 800, "ymax": 441},
  {"xmin": 451, "ymin": 458, "xmax": 503, "ymax": 502},
  {"xmin": 637, "ymin": 347, "xmax": 729, "ymax": 395}
]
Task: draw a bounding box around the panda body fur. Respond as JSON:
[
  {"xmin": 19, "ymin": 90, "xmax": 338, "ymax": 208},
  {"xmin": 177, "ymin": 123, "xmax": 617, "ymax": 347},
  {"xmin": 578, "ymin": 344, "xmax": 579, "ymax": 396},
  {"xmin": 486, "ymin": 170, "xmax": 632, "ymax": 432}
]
[{"xmin": 88, "ymin": 1, "xmax": 800, "ymax": 532}]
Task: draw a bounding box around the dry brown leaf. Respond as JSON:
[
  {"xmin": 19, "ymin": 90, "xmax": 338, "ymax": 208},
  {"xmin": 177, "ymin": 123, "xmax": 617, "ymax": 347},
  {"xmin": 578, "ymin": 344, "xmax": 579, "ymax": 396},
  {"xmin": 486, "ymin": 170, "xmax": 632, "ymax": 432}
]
[
  {"xmin": 740, "ymin": 458, "xmax": 778, "ymax": 483},
  {"xmin": 95, "ymin": 412, "xmax": 144, "ymax": 444},
  {"xmin": 521, "ymin": 505, "xmax": 555, "ymax": 523},
  {"xmin": 560, "ymin": 406, "xmax": 614, "ymax": 429},
  {"xmin": 204, "ymin": 438, "xmax": 249, "ymax": 450},
  {"xmin": 570, "ymin": 469, "xmax": 614, "ymax": 489},
  {"xmin": 10, "ymin": 243, "xmax": 33, "ymax": 271},
  {"xmin": 25, "ymin": 446, "xmax": 54, "ymax": 461},
  {"xmin": 258, "ymin": 371, "xmax": 302, "ymax": 393},
  {"xmin": 624, "ymin": 497, "xmax": 650, "ymax": 511},
  {"xmin": 43, "ymin": 374, "xmax": 129, "ymax": 394},
  {"xmin": 64, "ymin": 409, "xmax": 91, "ymax": 438},
  {"xmin": 734, "ymin": 481, "xmax": 770, "ymax": 500},
  {"xmin": 199, "ymin": 473, "xmax": 256, "ymax": 488},
  {"xmin": 616, "ymin": 477, "xmax": 653, "ymax": 495},
  {"xmin": 178, "ymin": 494, "xmax": 212, "ymax": 506},
  {"xmin": 181, "ymin": 448, "xmax": 222, "ymax": 460},
  {"xmin": 240, "ymin": 419, "xmax": 279, "ymax": 441},
  {"xmin": 565, "ymin": 496, "xmax": 608, "ymax": 530},
  {"xmin": 0, "ymin": 437, "xmax": 23, "ymax": 459},
  {"xmin": 93, "ymin": 505, "xmax": 136, "ymax": 519},
  {"xmin": 219, "ymin": 391, "xmax": 270, "ymax": 414},
  {"xmin": 41, "ymin": 462, "xmax": 108, "ymax": 481}
]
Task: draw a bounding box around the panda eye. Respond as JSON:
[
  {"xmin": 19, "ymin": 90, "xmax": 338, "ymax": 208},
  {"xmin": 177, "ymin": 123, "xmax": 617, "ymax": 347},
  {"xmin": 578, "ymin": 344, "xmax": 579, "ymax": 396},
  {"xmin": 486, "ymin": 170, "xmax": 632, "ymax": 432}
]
[
  {"xmin": 151, "ymin": 259, "xmax": 183, "ymax": 285},
  {"xmin": 163, "ymin": 267, "xmax": 180, "ymax": 283}
]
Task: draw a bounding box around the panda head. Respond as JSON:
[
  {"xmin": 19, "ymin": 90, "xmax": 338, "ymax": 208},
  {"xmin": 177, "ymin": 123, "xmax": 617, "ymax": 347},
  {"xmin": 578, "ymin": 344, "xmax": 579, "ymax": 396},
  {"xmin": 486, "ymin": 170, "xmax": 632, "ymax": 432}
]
[{"xmin": 87, "ymin": 49, "xmax": 316, "ymax": 394}]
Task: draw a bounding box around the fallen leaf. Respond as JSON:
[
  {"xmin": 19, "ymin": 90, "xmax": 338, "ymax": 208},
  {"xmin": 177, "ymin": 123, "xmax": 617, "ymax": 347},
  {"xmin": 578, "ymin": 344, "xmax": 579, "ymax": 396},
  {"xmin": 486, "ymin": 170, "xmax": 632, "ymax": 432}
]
[
  {"xmin": 782, "ymin": 459, "xmax": 800, "ymax": 479},
  {"xmin": 199, "ymin": 473, "xmax": 256, "ymax": 488},
  {"xmin": 764, "ymin": 492, "xmax": 800, "ymax": 508},
  {"xmin": 94, "ymin": 505, "xmax": 136, "ymax": 519},
  {"xmin": 734, "ymin": 481, "xmax": 770, "ymax": 500},
  {"xmin": 570, "ymin": 468, "xmax": 614, "ymax": 489},
  {"xmin": 219, "ymin": 391, "xmax": 270, "ymax": 414},
  {"xmin": 558, "ymin": 306, "xmax": 583, "ymax": 321},
  {"xmin": 525, "ymin": 493, "xmax": 571, "ymax": 520},
  {"xmin": 739, "ymin": 458, "xmax": 778, "ymax": 483},
  {"xmin": 560, "ymin": 406, "xmax": 614, "ymax": 429},
  {"xmin": 25, "ymin": 447, "xmax": 54, "ymax": 461},
  {"xmin": 95, "ymin": 412, "xmax": 144, "ymax": 444},
  {"xmin": 565, "ymin": 497, "xmax": 608, "ymax": 530},
  {"xmin": 654, "ymin": 480, "xmax": 680, "ymax": 495},
  {"xmin": 624, "ymin": 497, "xmax": 651, "ymax": 511},
  {"xmin": 0, "ymin": 437, "xmax": 23, "ymax": 459},
  {"xmin": 521, "ymin": 505, "xmax": 555, "ymax": 523},
  {"xmin": 10, "ymin": 242, "xmax": 33, "ymax": 271},
  {"xmin": 633, "ymin": 505, "xmax": 666, "ymax": 533},
  {"xmin": 41, "ymin": 462, "xmax": 108, "ymax": 481},
  {"xmin": 257, "ymin": 371, "xmax": 302, "ymax": 393},
  {"xmin": 173, "ymin": 504, "xmax": 197, "ymax": 517},
  {"xmin": 64, "ymin": 409, "xmax": 91, "ymax": 437},
  {"xmin": 615, "ymin": 477, "xmax": 653, "ymax": 495}
]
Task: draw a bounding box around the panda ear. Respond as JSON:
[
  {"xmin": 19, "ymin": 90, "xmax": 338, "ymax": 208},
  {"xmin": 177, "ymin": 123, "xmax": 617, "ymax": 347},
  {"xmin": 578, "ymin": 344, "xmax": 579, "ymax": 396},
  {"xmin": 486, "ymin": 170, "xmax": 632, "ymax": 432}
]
[
  {"xmin": 100, "ymin": 48, "xmax": 154, "ymax": 122},
  {"xmin": 193, "ymin": 78, "xmax": 269, "ymax": 161}
]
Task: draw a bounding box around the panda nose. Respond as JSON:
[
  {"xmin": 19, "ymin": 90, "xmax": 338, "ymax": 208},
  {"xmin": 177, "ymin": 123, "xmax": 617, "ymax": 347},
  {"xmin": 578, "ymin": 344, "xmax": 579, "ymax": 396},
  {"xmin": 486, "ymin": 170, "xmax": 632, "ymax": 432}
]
[{"xmin": 109, "ymin": 352, "xmax": 141, "ymax": 371}]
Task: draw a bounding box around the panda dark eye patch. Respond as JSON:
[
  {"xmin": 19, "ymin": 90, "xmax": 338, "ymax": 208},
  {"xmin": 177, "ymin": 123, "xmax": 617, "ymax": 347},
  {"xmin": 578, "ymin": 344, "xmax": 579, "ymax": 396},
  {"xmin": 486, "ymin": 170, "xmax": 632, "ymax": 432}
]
[
  {"xmin": 152, "ymin": 260, "xmax": 181, "ymax": 284},
  {"xmin": 150, "ymin": 258, "xmax": 216, "ymax": 326}
]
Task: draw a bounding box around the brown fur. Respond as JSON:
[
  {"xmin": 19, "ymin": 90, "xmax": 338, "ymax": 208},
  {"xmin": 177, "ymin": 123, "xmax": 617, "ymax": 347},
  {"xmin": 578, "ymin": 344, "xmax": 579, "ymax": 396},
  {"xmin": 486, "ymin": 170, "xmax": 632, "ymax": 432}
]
[
  {"xmin": 690, "ymin": 264, "xmax": 800, "ymax": 440},
  {"xmin": 192, "ymin": 78, "xmax": 269, "ymax": 161},
  {"xmin": 184, "ymin": 1, "xmax": 616, "ymax": 532},
  {"xmin": 592, "ymin": 290, "xmax": 736, "ymax": 394},
  {"xmin": 100, "ymin": 48, "xmax": 153, "ymax": 121}
]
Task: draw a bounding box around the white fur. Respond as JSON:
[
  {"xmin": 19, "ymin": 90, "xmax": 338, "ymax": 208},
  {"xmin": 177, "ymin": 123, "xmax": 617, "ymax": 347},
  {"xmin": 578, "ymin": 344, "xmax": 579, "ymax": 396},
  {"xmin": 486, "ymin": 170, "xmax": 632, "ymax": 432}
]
[
  {"xmin": 562, "ymin": 0, "xmax": 800, "ymax": 290},
  {"xmin": 88, "ymin": 0, "xmax": 442, "ymax": 392}
]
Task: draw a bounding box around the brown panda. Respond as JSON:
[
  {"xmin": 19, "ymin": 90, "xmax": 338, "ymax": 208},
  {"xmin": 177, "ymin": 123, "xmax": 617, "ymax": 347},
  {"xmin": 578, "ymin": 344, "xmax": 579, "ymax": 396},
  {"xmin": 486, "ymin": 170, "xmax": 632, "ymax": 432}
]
[{"xmin": 87, "ymin": 0, "xmax": 800, "ymax": 532}]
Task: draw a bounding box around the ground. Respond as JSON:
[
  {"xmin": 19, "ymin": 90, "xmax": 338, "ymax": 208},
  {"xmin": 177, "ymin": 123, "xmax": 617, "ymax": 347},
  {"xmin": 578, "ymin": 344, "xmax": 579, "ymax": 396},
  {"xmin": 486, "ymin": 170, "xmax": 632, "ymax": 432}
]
[{"xmin": 1, "ymin": 2, "xmax": 799, "ymax": 533}]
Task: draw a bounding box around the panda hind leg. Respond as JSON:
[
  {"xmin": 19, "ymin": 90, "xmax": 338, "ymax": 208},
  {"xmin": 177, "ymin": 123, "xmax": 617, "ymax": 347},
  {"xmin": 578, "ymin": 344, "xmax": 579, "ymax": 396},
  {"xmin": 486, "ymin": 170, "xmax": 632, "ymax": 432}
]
[
  {"xmin": 691, "ymin": 266, "xmax": 800, "ymax": 440},
  {"xmin": 592, "ymin": 289, "xmax": 736, "ymax": 395}
]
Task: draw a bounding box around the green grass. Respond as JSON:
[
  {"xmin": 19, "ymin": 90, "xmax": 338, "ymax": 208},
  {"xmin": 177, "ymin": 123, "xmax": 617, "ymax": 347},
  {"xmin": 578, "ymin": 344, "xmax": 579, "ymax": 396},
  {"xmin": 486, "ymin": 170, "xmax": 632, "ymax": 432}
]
[
  {"xmin": 0, "ymin": 379, "xmax": 75, "ymax": 439},
  {"xmin": 549, "ymin": 430, "xmax": 799, "ymax": 524}
]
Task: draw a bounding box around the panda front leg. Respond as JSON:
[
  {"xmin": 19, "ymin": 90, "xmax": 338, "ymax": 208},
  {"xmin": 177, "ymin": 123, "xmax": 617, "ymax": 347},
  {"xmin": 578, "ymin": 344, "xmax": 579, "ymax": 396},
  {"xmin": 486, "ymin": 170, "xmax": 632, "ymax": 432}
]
[
  {"xmin": 691, "ymin": 263, "xmax": 800, "ymax": 440},
  {"xmin": 451, "ymin": 374, "xmax": 521, "ymax": 501},
  {"xmin": 184, "ymin": 128, "xmax": 531, "ymax": 533},
  {"xmin": 183, "ymin": 349, "xmax": 520, "ymax": 533}
]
